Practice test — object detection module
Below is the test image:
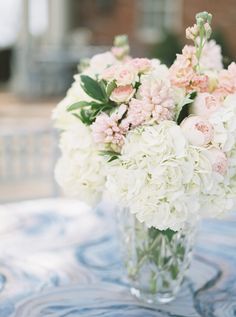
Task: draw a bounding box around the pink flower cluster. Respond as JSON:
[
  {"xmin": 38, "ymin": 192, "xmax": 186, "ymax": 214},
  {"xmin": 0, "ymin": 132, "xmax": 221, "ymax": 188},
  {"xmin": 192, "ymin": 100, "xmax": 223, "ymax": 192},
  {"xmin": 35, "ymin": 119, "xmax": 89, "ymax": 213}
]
[
  {"xmin": 92, "ymin": 105, "xmax": 128, "ymax": 149},
  {"xmin": 92, "ymin": 73, "xmax": 175, "ymax": 148},
  {"xmin": 170, "ymin": 45, "xmax": 209, "ymax": 92},
  {"xmin": 216, "ymin": 62, "xmax": 236, "ymax": 96},
  {"xmin": 138, "ymin": 77, "xmax": 175, "ymax": 121},
  {"xmin": 102, "ymin": 58, "xmax": 152, "ymax": 86}
]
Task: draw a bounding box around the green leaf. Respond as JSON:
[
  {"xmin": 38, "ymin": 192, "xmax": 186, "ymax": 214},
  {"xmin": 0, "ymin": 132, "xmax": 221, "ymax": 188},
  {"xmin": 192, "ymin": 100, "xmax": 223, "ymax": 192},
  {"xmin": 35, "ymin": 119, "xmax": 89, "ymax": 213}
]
[
  {"xmin": 99, "ymin": 150, "xmax": 120, "ymax": 162},
  {"xmin": 67, "ymin": 101, "xmax": 91, "ymax": 112},
  {"xmin": 80, "ymin": 75, "xmax": 108, "ymax": 102},
  {"xmin": 134, "ymin": 81, "xmax": 141, "ymax": 90},
  {"xmin": 148, "ymin": 227, "xmax": 176, "ymax": 242},
  {"xmin": 79, "ymin": 108, "xmax": 96, "ymax": 125},
  {"xmin": 163, "ymin": 228, "xmax": 177, "ymax": 242},
  {"xmin": 106, "ymin": 80, "xmax": 117, "ymax": 97},
  {"xmin": 99, "ymin": 80, "xmax": 107, "ymax": 97},
  {"xmin": 170, "ymin": 264, "xmax": 179, "ymax": 279},
  {"xmin": 176, "ymin": 91, "xmax": 197, "ymax": 125},
  {"xmin": 72, "ymin": 113, "xmax": 82, "ymax": 120}
]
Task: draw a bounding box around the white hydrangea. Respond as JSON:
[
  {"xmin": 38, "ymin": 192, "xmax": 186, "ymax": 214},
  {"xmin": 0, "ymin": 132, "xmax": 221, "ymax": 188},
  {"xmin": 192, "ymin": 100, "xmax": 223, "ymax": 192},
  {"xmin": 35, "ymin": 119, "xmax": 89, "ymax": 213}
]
[
  {"xmin": 209, "ymin": 94, "xmax": 236, "ymax": 152},
  {"xmin": 106, "ymin": 121, "xmax": 228, "ymax": 231},
  {"xmin": 55, "ymin": 122, "xmax": 106, "ymax": 206}
]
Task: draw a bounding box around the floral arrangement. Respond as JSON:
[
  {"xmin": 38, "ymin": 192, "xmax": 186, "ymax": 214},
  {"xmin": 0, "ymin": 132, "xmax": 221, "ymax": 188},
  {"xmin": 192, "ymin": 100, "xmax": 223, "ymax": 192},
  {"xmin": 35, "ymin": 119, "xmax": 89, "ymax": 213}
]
[{"xmin": 53, "ymin": 12, "xmax": 236, "ymax": 232}]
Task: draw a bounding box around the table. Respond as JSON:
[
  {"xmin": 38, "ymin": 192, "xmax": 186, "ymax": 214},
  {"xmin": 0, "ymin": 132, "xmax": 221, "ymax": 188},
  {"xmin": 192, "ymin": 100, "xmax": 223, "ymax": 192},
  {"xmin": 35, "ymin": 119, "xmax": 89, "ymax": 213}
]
[{"xmin": 0, "ymin": 198, "xmax": 235, "ymax": 317}]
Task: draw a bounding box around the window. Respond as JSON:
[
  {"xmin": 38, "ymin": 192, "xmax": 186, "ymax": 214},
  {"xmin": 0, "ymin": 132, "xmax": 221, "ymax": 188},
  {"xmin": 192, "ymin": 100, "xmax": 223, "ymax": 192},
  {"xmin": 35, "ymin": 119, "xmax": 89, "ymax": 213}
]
[{"xmin": 136, "ymin": 0, "xmax": 182, "ymax": 43}]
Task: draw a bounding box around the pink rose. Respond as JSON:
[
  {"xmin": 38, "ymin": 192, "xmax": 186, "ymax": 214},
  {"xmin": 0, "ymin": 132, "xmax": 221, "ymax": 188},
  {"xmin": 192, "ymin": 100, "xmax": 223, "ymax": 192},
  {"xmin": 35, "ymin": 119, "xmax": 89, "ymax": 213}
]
[
  {"xmin": 129, "ymin": 58, "xmax": 152, "ymax": 73},
  {"xmin": 205, "ymin": 148, "xmax": 228, "ymax": 175},
  {"xmin": 181, "ymin": 115, "xmax": 214, "ymax": 146},
  {"xmin": 115, "ymin": 65, "xmax": 137, "ymax": 86},
  {"xmin": 192, "ymin": 93, "xmax": 221, "ymax": 117},
  {"xmin": 110, "ymin": 85, "xmax": 135, "ymax": 103}
]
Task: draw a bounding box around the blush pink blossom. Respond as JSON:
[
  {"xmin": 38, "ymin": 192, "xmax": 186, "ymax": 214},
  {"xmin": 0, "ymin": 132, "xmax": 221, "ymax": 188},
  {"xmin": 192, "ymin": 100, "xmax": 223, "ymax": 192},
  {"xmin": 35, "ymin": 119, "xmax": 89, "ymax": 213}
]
[
  {"xmin": 110, "ymin": 85, "xmax": 135, "ymax": 103},
  {"xmin": 205, "ymin": 148, "xmax": 228, "ymax": 175},
  {"xmin": 217, "ymin": 62, "xmax": 236, "ymax": 95},
  {"xmin": 139, "ymin": 77, "xmax": 175, "ymax": 122},
  {"xmin": 125, "ymin": 98, "xmax": 153, "ymax": 128},
  {"xmin": 186, "ymin": 24, "xmax": 199, "ymax": 41},
  {"xmin": 181, "ymin": 115, "xmax": 214, "ymax": 146},
  {"xmin": 200, "ymin": 40, "xmax": 223, "ymax": 71},
  {"xmin": 92, "ymin": 105, "xmax": 128, "ymax": 148},
  {"xmin": 192, "ymin": 93, "xmax": 221, "ymax": 117},
  {"xmin": 101, "ymin": 65, "xmax": 117, "ymax": 82},
  {"xmin": 115, "ymin": 64, "xmax": 137, "ymax": 86},
  {"xmin": 129, "ymin": 58, "xmax": 152, "ymax": 73},
  {"xmin": 170, "ymin": 45, "xmax": 209, "ymax": 92}
]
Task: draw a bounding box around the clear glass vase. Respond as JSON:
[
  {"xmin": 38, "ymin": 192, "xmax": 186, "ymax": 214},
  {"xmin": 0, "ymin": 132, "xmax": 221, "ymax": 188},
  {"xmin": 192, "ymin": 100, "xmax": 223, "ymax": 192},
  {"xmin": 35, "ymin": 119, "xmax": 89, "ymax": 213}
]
[{"xmin": 117, "ymin": 209, "xmax": 196, "ymax": 304}]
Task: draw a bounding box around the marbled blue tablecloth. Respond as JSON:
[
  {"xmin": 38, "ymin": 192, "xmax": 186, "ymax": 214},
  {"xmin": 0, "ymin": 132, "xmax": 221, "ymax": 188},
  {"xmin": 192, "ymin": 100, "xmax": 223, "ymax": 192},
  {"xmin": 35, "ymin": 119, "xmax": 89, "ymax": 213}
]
[{"xmin": 0, "ymin": 198, "xmax": 235, "ymax": 317}]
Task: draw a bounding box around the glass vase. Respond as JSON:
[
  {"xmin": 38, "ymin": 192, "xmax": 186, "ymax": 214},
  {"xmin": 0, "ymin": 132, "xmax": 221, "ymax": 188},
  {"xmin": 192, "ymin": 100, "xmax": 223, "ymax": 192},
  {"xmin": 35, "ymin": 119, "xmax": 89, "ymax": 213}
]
[{"xmin": 117, "ymin": 208, "xmax": 196, "ymax": 304}]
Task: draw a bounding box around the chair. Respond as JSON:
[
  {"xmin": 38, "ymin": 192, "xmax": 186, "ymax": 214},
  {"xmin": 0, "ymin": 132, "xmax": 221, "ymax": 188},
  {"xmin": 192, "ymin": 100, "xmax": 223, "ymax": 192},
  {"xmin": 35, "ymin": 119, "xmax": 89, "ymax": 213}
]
[{"xmin": 0, "ymin": 126, "xmax": 60, "ymax": 203}]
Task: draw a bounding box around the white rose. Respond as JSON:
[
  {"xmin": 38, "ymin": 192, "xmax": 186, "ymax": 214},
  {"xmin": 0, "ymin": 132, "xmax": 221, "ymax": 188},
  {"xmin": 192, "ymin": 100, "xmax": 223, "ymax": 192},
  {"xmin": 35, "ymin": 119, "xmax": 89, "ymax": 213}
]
[
  {"xmin": 181, "ymin": 116, "xmax": 213, "ymax": 146},
  {"xmin": 191, "ymin": 93, "xmax": 221, "ymax": 118},
  {"xmin": 204, "ymin": 147, "xmax": 228, "ymax": 175}
]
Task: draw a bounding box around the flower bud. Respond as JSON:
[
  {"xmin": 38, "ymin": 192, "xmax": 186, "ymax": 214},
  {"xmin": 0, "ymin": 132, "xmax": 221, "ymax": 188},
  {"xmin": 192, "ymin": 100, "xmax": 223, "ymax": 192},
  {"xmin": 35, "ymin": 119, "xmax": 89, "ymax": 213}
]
[{"xmin": 114, "ymin": 35, "xmax": 129, "ymax": 47}]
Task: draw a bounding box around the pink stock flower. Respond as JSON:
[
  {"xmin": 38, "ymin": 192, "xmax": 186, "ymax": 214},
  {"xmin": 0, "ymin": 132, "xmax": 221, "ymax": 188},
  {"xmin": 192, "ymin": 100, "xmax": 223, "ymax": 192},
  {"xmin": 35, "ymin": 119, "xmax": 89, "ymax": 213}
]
[
  {"xmin": 110, "ymin": 85, "xmax": 135, "ymax": 103},
  {"xmin": 181, "ymin": 115, "xmax": 214, "ymax": 146},
  {"xmin": 217, "ymin": 62, "xmax": 236, "ymax": 95},
  {"xmin": 186, "ymin": 24, "xmax": 199, "ymax": 41},
  {"xmin": 129, "ymin": 58, "xmax": 152, "ymax": 73},
  {"xmin": 170, "ymin": 45, "xmax": 209, "ymax": 92},
  {"xmin": 200, "ymin": 40, "xmax": 223, "ymax": 71},
  {"xmin": 205, "ymin": 148, "xmax": 228, "ymax": 175},
  {"xmin": 92, "ymin": 105, "xmax": 128, "ymax": 148}
]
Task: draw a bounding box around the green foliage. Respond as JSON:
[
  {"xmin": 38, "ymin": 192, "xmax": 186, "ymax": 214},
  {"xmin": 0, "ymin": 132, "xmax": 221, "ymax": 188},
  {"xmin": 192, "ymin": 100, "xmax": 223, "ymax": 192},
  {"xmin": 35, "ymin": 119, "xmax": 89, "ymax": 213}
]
[
  {"xmin": 148, "ymin": 226, "xmax": 177, "ymax": 242},
  {"xmin": 80, "ymin": 75, "xmax": 108, "ymax": 102},
  {"xmin": 99, "ymin": 150, "xmax": 120, "ymax": 162},
  {"xmin": 176, "ymin": 92, "xmax": 197, "ymax": 125},
  {"xmin": 106, "ymin": 80, "xmax": 117, "ymax": 97},
  {"xmin": 67, "ymin": 75, "xmax": 117, "ymax": 125},
  {"xmin": 67, "ymin": 101, "xmax": 94, "ymax": 111}
]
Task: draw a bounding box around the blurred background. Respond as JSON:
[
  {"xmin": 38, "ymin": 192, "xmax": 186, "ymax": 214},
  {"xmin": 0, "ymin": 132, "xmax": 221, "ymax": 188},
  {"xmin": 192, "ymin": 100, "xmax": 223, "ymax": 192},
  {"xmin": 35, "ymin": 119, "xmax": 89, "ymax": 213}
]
[{"xmin": 0, "ymin": 0, "xmax": 235, "ymax": 202}]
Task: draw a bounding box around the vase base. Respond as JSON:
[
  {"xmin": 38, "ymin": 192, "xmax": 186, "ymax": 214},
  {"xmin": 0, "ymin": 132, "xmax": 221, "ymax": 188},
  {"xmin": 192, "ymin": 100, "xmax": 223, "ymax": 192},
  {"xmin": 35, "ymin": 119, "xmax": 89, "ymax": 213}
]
[{"xmin": 130, "ymin": 287, "xmax": 176, "ymax": 304}]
